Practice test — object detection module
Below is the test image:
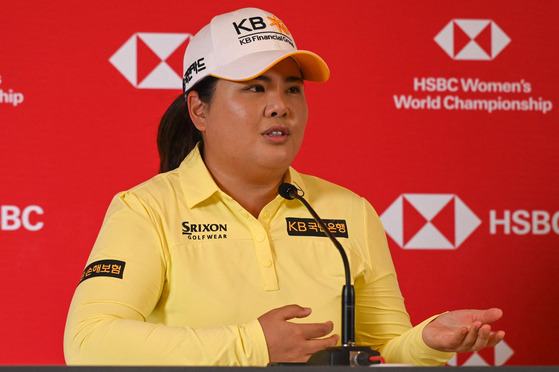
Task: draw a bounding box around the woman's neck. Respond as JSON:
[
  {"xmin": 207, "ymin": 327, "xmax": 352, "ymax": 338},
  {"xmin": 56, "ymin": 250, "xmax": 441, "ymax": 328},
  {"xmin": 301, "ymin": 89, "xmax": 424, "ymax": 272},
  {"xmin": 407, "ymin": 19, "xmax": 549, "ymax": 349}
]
[{"xmin": 206, "ymin": 161, "xmax": 287, "ymax": 218}]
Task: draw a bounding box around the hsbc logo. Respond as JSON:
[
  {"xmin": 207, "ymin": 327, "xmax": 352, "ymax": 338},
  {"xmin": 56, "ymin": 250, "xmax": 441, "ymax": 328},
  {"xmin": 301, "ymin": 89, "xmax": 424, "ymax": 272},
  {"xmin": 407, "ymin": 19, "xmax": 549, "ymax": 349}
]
[
  {"xmin": 1, "ymin": 205, "xmax": 44, "ymax": 231},
  {"xmin": 447, "ymin": 340, "xmax": 514, "ymax": 367},
  {"xmin": 109, "ymin": 33, "xmax": 191, "ymax": 89},
  {"xmin": 380, "ymin": 194, "xmax": 481, "ymax": 249},
  {"xmin": 434, "ymin": 19, "xmax": 510, "ymax": 60},
  {"xmin": 448, "ymin": 340, "xmax": 514, "ymax": 366}
]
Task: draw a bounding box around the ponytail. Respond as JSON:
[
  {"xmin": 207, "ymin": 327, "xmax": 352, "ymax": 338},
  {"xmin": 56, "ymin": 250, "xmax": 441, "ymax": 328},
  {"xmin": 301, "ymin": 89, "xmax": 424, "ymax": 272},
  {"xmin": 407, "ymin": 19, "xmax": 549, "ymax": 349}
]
[{"xmin": 157, "ymin": 76, "xmax": 219, "ymax": 173}]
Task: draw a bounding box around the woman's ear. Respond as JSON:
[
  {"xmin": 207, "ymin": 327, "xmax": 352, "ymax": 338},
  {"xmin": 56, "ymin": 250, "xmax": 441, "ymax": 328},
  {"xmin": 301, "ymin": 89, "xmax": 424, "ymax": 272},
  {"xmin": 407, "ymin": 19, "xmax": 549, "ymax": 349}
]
[{"xmin": 187, "ymin": 91, "xmax": 207, "ymax": 132}]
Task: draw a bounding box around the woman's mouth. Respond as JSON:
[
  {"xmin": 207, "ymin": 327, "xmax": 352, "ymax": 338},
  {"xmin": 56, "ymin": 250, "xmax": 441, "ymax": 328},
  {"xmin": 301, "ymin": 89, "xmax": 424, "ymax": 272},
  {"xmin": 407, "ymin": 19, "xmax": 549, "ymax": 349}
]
[
  {"xmin": 268, "ymin": 131, "xmax": 286, "ymax": 136},
  {"xmin": 262, "ymin": 127, "xmax": 290, "ymax": 143}
]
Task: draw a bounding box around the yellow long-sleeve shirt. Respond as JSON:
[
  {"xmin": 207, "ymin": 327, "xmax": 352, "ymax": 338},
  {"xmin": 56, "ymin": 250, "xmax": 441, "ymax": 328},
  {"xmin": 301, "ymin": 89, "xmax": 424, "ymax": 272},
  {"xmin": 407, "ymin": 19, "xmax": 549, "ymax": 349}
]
[{"xmin": 64, "ymin": 145, "xmax": 453, "ymax": 366}]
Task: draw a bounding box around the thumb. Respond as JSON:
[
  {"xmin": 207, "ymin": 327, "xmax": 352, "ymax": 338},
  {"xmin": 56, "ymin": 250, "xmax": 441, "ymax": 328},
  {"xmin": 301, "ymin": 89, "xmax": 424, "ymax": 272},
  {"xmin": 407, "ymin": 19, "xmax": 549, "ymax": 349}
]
[
  {"xmin": 277, "ymin": 304, "xmax": 312, "ymax": 320},
  {"xmin": 477, "ymin": 308, "xmax": 503, "ymax": 324}
]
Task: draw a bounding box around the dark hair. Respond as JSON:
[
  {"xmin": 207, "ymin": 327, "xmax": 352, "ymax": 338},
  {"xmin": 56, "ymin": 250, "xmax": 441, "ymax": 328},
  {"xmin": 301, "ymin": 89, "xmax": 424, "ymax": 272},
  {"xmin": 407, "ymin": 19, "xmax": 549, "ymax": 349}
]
[{"xmin": 157, "ymin": 76, "xmax": 219, "ymax": 173}]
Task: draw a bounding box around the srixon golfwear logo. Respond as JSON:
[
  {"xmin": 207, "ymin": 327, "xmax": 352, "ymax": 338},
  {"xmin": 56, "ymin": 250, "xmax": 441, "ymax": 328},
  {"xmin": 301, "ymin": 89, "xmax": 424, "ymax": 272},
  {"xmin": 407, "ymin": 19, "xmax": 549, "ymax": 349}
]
[
  {"xmin": 380, "ymin": 194, "xmax": 481, "ymax": 249},
  {"xmin": 233, "ymin": 15, "xmax": 294, "ymax": 47},
  {"xmin": 109, "ymin": 33, "xmax": 191, "ymax": 89},
  {"xmin": 182, "ymin": 221, "xmax": 228, "ymax": 240},
  {"xmin": 434, "ymin": 19, "xmax": 510, "ymax": 60}
]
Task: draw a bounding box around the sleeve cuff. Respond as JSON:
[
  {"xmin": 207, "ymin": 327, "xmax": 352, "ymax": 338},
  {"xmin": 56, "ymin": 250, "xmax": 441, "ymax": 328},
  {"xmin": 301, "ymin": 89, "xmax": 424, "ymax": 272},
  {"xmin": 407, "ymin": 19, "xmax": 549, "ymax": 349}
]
[
  {"xmin": 244, "ymin": 318, "xmax": 270, "ymax": 366},
  {"xmin": 411, "ymin": 314, "xmax": 456, "ymax": 365}
]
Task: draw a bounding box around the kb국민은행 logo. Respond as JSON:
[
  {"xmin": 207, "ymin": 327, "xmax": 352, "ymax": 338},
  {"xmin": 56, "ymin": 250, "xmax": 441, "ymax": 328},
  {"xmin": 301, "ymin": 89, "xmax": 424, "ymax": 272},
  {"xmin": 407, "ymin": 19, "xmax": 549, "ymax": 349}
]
[
  {"xmin": 434, "ymin": 19, "xmax": 510, "ymax": 60},
  {"xmin": 380, "ymin": 194, "xmax": 481, "ymax": 249},
  {"xmin": 109, "ymin": 33, "xmax": 191, "ymax": 89}
]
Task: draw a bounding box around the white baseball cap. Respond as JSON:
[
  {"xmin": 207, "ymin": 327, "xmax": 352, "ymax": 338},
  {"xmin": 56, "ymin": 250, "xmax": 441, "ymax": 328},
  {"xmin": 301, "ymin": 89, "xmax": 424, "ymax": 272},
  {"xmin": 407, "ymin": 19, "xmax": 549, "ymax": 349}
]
[{"xmin": 182, "ymin": 8, "xmax": 330, "ymax": 93}]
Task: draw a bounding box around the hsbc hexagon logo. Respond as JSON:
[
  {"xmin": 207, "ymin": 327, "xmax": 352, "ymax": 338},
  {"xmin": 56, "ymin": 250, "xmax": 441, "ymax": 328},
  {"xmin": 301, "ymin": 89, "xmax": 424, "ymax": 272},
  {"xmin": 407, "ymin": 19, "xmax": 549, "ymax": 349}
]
[
  {"xmin": 448, "ymin": 340, "xmax": 514, "ymax": 366},
  {"xmin": 380, "ymin": 194, "xmax": 481, "ymax": 249},
  {"xmin": 109, "ymin": 33, "xmax": 191, "ymax": 89},
  {"xmin": 434, "ymin": 19, "xmax": 510, "ymax": 60}
]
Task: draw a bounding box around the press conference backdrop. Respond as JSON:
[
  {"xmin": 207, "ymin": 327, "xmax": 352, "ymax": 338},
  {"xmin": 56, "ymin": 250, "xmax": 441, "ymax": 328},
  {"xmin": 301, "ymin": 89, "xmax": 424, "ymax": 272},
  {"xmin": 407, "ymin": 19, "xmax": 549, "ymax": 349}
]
[{"xmin": 1, "ymin": 0, "xmax": 557, "ymax": 366}]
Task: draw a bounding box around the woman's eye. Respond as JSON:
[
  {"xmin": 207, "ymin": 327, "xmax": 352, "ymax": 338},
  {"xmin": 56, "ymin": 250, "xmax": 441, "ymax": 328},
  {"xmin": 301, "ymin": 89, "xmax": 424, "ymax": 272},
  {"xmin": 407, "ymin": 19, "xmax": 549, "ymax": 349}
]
[
  {"xmin": 287, "ymin": 86, "xmax": 303, "ymax": 94},
  {"xmin": 247, "ymin": 85, "xmax": 265, "ymax": 92}
]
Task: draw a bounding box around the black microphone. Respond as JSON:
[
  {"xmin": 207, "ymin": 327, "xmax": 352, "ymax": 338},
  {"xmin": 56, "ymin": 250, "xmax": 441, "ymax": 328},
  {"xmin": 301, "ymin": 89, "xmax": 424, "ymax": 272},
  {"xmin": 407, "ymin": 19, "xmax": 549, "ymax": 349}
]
[{"xmin": 278, "ymin": 183, "xmax": 382, "ymax": 366}]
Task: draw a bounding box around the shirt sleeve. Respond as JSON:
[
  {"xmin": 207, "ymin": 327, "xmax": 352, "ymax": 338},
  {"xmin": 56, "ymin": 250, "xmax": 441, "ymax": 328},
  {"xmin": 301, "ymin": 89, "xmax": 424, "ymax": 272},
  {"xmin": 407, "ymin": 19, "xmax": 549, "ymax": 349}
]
[
  {"xmin": 63, "ymin": 192, "xmax": 269, "ymax": 366},
  {"xmin": 354, "ymin": 198, "xmax": 455, "ymax": 366}
]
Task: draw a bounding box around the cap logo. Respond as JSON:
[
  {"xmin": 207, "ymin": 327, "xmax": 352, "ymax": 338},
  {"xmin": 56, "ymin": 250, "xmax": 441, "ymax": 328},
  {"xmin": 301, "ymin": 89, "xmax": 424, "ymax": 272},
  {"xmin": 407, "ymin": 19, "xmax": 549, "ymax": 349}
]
[
  {"xmin": 232, "ymin": 16, "xmax": 290, "ymax": 35},
  {"xmin": 232, "ymin": 15, "xmax": 294, "ymax": 48},
  {"xmin": 267, "ymin": 16, "xmax": 290, "ymax": 35},
  {"xmin": 233, "ymin": 17, "xmax": 267, "ymax": 35},
  {"xmin": 183, "ymin": 57, "xmax": 206, "ymax": 87}
]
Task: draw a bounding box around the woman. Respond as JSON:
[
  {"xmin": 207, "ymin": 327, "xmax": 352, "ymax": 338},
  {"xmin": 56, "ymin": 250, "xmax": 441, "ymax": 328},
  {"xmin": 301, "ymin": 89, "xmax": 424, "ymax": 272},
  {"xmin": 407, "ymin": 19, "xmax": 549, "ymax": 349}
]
[{"xmin": 64, "ymin": 8, "xmax": 504, "ymax": 366}]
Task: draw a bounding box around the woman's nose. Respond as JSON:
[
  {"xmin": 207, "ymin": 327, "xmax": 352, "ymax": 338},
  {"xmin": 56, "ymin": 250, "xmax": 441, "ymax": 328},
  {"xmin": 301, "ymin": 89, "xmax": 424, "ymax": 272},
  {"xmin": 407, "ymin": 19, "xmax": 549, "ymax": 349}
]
[{"xmin": 265, "ymin": 91, "xmax": 288, "ymax": 118}]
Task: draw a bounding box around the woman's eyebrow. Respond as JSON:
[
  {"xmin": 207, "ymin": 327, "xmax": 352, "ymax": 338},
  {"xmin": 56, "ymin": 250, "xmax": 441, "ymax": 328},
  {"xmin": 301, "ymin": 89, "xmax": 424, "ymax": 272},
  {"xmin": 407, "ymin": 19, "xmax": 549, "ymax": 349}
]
[
  {"xmin": 286, "ymin": 76, "xmax": 304, "ymax": 83},
  {"xmin": 252, "ymin": 75, "xmax": 304, "ymax": 83}
]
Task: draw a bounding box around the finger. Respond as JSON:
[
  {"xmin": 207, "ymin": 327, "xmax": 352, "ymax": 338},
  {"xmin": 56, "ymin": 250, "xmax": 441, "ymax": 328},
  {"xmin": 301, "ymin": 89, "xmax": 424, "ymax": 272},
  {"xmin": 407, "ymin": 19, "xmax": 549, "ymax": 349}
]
[
  {"xmin": 486, "ymin": 330, "xmax": 506, "ymax": 347},
  {"xmin": 277, "ymin": 305, "xmax": 312, "ymax": 320},
  {"xmin": 460, "ymin": 321, "xmax": 482, "ymax": 351},
  {"xmin": 304, "ymin": 334, "xmax": 340, "ymax": 356},
  {"xmin": 470, "ymin": 324, "xmax": 492, "ymax": 352},
  {"xmin": 476, "ymin": 308, "xmax": 503, "ymax": 324},
  {"xmin": 296, "ymin": 321, "xmax": 335, "ymax": 339}
]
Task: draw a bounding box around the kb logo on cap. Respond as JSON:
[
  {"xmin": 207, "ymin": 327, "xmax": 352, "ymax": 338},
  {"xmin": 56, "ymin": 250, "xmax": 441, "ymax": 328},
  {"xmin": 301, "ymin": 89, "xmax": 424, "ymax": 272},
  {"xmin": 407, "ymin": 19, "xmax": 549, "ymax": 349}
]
[
  {"xmin": 233, "ymin": 15, "xmax": 294, "ymax": 48},
  {"xmin": 233, "ymin": 15, "xmax": 290, "ymax": 35}
]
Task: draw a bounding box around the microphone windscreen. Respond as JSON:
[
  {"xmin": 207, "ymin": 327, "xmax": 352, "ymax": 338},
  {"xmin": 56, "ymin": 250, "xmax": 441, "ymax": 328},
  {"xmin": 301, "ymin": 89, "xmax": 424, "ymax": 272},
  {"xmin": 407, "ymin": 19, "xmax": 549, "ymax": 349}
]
[{"xmin": 278, "ymin": 183, "xmax": 296, "ymax": 200}]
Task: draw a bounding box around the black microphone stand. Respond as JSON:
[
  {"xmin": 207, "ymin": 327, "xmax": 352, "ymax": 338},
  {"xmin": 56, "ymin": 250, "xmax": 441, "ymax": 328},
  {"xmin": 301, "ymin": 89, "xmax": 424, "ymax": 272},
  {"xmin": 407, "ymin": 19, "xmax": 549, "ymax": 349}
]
[{"xmin": 278, "ymin": 183, "xmax": 382, "ymax": 366}]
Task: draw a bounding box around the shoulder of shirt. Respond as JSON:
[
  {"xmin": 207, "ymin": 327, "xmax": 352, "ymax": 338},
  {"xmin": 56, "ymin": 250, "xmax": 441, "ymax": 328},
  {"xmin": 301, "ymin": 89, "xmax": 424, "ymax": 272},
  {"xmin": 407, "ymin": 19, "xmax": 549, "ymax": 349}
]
[{"xmin": 115, "ymin": 168, "xmax": 182, "ymax": 203}]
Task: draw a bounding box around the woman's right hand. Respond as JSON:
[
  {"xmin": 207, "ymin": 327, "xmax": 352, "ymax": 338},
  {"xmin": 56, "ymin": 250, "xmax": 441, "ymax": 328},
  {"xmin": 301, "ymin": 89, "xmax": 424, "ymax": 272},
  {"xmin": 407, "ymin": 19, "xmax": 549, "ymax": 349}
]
[{"xmin": 257, "ymin": 304, "xmax": 340, "ymax": 363}]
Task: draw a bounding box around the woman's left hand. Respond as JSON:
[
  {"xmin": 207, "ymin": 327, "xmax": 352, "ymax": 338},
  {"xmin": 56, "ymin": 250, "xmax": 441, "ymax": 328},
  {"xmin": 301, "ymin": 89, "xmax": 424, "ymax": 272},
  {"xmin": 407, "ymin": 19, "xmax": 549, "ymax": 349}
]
[{"xmin": 422, "ymin": 308, "xmax": 505, "ymax": 353}]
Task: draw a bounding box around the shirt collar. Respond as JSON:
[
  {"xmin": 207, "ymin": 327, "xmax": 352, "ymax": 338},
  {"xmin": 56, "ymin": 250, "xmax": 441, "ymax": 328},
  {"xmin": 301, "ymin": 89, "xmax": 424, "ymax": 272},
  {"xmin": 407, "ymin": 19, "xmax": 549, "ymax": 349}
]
[
  {"xmin": 178, "ymin": 143, "xmax": 309, "ymax": 209},
  {"xmin": 282, "ymin": 167, "xmax": 307, "ymax": 199},
  {"xmin": 178, "ymin": 143, "xmax": 221, "ymax": 209}
]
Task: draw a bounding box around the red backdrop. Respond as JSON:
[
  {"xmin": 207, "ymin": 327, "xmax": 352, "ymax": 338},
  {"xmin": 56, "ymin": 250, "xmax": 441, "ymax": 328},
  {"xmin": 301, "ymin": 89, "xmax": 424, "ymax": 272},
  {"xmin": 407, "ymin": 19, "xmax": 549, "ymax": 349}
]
[{"xmin": 1, "ymin": 0, "xmax": 557, "ymax": 366}]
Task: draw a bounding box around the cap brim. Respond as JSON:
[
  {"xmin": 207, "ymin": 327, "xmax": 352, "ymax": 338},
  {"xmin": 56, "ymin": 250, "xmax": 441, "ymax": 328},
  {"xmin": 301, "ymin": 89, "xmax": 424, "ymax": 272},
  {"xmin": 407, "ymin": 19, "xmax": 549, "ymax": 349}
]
[{"xmin": 210, "ymin": 50, "xmax": 329, "ymax": 83}]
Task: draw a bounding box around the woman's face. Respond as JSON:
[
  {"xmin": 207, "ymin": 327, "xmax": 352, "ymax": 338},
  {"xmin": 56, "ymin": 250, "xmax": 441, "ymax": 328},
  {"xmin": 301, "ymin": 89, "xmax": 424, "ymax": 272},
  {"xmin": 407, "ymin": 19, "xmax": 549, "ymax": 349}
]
[{"xmin": 194, "ymin": 58, "xmax": 308, "ymax": 180}]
